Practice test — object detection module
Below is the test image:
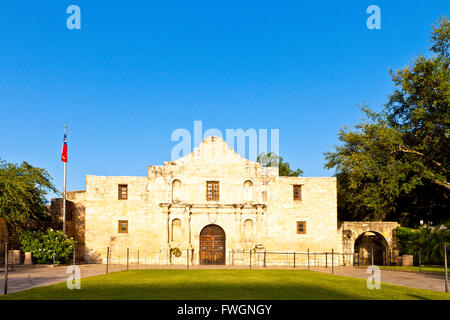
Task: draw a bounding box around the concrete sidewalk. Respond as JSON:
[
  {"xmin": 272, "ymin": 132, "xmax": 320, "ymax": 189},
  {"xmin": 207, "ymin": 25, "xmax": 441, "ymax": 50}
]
[
  {"xmin": 0, "ymin": 264, "xmax": 447, "ymax": 295},
  {"xmin": 308, "ymin": 266, "xmax": 448, "ymax": 292},
  {"xmin": 0, "ymin": 264, "xmax": 122, "ymax": 295}
]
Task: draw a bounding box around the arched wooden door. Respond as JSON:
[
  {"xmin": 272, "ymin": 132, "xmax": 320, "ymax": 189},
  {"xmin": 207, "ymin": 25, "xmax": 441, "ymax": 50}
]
[{"xmin": 200, "ymin": 224, "xmax": 225, "ymax": 265}]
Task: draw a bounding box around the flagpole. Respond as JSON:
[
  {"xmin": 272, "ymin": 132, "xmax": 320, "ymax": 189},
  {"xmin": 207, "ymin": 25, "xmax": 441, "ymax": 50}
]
[{"xmin": 63, "ymin": 125, "xmax": 67, "ymax": 235}]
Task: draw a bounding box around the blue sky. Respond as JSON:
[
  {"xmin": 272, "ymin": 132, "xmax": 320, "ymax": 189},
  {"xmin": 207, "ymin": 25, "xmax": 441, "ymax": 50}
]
[{"xmin": 0, "ymin": 1, "xmax": 448, "ymax": 198}]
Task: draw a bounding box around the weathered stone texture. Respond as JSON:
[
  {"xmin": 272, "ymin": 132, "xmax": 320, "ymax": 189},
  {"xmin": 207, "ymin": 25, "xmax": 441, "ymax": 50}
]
[
  {"xmin": 54, "ymin": 137, "xmax": 394, "ymax": 266},
  {"xmin": 339, "ymin": 221, "xmax": 399, "ymax": 265}
]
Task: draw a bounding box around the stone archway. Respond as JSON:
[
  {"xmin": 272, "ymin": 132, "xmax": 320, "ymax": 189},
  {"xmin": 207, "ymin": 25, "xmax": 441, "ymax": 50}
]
[
  {"xmin": 340, "ymin": 221, "xmax": 399, "ymax": 265},
  {"xmin": 199, "ymin": 224, "xmax": 225, "ymax": 265},
  {"xmin": 354, "ymin": 231, "xmax": 388, "ymax": 265}
]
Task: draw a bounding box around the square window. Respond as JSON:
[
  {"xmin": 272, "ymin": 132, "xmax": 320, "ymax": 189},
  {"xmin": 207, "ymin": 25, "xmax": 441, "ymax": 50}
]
[
  {"xmin": 297, "ymin": 221, "xmax": 306, "ymax": 234},
  {"xmin": 293, "ymin": 185, "xmax": 302, "ymax": 200},
  {"xmin": 118, "ymin": 220, "xmax": 128, "ymax": 233},
  {"xmin": 206, "ymin": 181, "xmax": 219, "ymax": 201},
  {"xmin": 118, "ymin": 184, "xmax": 128, "ymax": 200}
]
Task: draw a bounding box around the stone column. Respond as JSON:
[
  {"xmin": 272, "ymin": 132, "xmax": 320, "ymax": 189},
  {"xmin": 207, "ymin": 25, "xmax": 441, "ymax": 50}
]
[
  {"xmin": 159, "ymin": 203, "xmax": 171, "ymax": 254},
  {"xmin": 159, "ymin": 203, "xmax": 171, "ymax": 264},
  {"xmin": 234, "ymin": 204, "xmax": 243, "ymax": 250},
  {"xmin": 255, "ymin": 205, "xmax": 264, "ymax": 245},
  {"xmin": 183, "ymin": 205, "xmax": 192, "ymax": 249}
]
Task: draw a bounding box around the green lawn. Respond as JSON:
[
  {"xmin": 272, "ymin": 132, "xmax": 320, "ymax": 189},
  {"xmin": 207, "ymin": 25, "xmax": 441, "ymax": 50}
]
[
  {"xmin": 377, "ymin": 265, "xmax": 446, "ymax": 275},
  {"xmin": 1, "ymin": 269, "xmax": 449, "ymax": 300}
]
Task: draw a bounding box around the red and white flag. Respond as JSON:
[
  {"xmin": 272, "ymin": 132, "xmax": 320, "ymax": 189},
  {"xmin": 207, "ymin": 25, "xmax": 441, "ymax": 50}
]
[{"xmin": 61, "ymin": 133, "xmax": 68, "ymax": 162}]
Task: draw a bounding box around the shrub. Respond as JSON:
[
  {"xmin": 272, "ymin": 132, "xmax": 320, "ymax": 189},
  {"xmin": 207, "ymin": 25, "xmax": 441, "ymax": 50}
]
[
  {"xmin": 394, "ymin": 222, "xmax": 450, "ymax": 265},
  {"xmin": 19, "ymin": 228, "xmax": 75, "ymax": 264}
]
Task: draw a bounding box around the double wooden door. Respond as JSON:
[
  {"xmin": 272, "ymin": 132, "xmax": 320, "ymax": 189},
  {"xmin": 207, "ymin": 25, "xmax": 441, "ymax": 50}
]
[{"xmin": 200, "ymin": 225, "xmax": 225, "ymax": 265}]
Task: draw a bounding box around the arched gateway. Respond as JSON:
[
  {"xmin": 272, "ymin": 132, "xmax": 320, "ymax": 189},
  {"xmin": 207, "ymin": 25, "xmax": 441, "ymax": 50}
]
[
  {"xmin": 200, "ymin": 224, "xmax": 225, "ymax": 265},
  {"xmin": 354, "ymin": 231, "xmax": 388, "ymax": 265},
  {"xmin": 340, "ymin": 221, "xmax": 399, "ymax": 266}
]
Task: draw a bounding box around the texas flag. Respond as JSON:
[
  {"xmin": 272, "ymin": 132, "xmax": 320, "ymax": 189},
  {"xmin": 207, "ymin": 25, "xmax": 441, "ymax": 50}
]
[{"xmin": 61, "ymin": 133, "xmax": 68, "ymax": 162}]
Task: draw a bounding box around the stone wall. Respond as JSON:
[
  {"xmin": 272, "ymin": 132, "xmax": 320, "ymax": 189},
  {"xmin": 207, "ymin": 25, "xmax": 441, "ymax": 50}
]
[
  {"xmin": 339, "ymin": 221, "xmax": 399, "ymax": 265},
  {"xmin": 54, "ymin": 137, "xmax": 341, "ymax": 265},
  {"xmin": 0, "ymin": 218, "xmax": 7, "ymax": 264},
  {"xmin": 51, "ymin": 191, "xmax": 86, "ymax": 261}
]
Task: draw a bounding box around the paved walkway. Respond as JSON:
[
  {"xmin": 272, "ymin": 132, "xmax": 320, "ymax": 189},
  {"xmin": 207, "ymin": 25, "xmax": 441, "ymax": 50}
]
[
  {"xmin": 308, "ymin": 266, "xmax": 447, "ymax": 292},
  {"xmin": 0, "ymin": 264, "xmax": 447, "ymax": 295}
]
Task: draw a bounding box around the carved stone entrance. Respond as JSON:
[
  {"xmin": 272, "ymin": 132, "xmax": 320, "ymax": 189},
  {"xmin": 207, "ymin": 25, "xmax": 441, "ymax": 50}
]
[{"xmin": 200, "ymin": 224, "xmax": 225, "ymax": 265}]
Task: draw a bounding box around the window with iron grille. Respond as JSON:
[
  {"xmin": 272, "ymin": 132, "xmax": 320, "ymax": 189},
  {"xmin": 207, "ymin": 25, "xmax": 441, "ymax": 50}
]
[
  {"xmin": 297, "ymin": 221, "xmax": 306, "ymax": 234},
  {"xmin": 293, "ymin": 185, "xmax": 302, "ymax": 200},
  {"xmin": 118, "ymin": 220, "xmax": 128, "ymax": 233},
  {"xmin": 118, "ymin": 184, "xmax": 128, "ymax": 200},
  {"xmin": 206, "ymin": 181, "xmax": 219, "ymax": 201}
]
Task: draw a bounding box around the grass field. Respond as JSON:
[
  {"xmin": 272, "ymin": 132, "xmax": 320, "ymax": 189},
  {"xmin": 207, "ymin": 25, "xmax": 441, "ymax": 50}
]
[{"xmin": 1, "ymin": 269, "xmax": 449, "ymax": 300}]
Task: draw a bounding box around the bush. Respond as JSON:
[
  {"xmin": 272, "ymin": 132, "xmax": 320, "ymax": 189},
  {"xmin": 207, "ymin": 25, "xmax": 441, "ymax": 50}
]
[
  {"xmin": 394, "ymin": 222, "xmax": 450, "ymax": 265},
  {"xmin": 19, "ymin": 228, "xmax": 75, "ymax": 264}
]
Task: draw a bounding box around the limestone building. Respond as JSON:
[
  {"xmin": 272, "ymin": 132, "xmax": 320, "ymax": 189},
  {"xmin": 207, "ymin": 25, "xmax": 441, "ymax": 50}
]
[{"xmin": 55, "ymin": 136, "xmax": 397, "ymax": 266}]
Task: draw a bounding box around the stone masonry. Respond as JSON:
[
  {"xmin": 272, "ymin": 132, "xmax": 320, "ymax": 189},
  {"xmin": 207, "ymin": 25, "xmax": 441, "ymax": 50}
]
[{"xmin": 52, "ymin": 136, "xmax": 398, "ymax": 266}]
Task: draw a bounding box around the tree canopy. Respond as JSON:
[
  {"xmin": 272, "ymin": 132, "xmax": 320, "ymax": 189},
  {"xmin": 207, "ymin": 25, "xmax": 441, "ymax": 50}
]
[
  {"xmin": 257, "ymin": 152, "xmax": 303, "ymax": 177},
  {"xmin": 0, "ymin": 159, "xmax": 57, "ymax": 227},
  {"xmin": 324, "ymin": 17, "xmax": 450, "ymax": 226}
]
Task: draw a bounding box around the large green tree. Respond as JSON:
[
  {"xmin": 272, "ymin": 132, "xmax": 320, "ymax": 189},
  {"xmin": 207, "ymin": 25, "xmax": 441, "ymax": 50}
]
[
  {"xmin": 0, "ymin": 159, "xmax": 57, "ymax": 227},
  {"xmin": 324, "ymin": 17, "xmax": 450, "ymax": 225}
]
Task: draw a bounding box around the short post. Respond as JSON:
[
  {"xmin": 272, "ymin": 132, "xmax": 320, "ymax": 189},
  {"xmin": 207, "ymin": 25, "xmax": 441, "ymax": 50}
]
[
  {"xmin": 263, "ymin": 251, "xmax": 266, "ymax": 267},
  {"xmin": 332, "ymin": 249, "xmax": 334, "ymax": 274},
  {"xmin": 187, "ymin": 249, "xmax": 189, "ymax": 270},
  {"xmin": 418, "ymin": 250, "xmax": 422, "ymax": 273},
  {"xmin": 314, "ymin": 252, "xmax": 316, "ymax": 266},
  {"xmin": 127, "ymin": 248, "xmax": 129, "ymax": 271},
  {"xmin": 232, "ymin": 249, "xmax": 234, "ymax": 266},
  {"xmin": 444, "ymin": 244, "xmax": 448, "ymax": 293},
  {"xmin": 106, "ymin": 247, "xmax": 109, "ymax": 274},
  {"xmin": 53, "ymin": 251, "xmax": 55, "ymax": 265},
  {"xmin": 326, "ymin": 252, "xmax": 328, "ymax": 268},
  {"xmin": 137, "ymin": 250, "xmax": 140, "ymax": 267},
  {"xmin": 371, "ymin": 246, "xmax": 374, "ymax": 265},
  {"xmin": 307, "ymin": 249, "xmax": 310, "ymax": 270},
  {"xmin": 358, "ymin": 252, "xmax": 360, "ymax": 267},
  {"xmin": 249, "ymin": 250, "xmax": 252, "ymax": 269},
  {"xmin": 4, "ymin": 243, "xmax": 8, "ymax": 295},
  {"xmin": 293, "ymin": 252, "xmax": 296, "ymax": 268}
]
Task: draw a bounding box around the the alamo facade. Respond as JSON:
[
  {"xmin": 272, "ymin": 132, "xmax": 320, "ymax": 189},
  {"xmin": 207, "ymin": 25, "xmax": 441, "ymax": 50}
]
[{"xmin": 49, "ymin": 136, "xmax": 399, "ymax": 266}]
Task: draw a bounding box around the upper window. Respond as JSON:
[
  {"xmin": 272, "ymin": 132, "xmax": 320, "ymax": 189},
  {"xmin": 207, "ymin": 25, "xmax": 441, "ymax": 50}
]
[
  {"xmin": 118, "ymin": 220, "xmax": 128, "ymax": 233},
  {"xmin": 293, "ymin": 185, "xmax": 302, "ymax": 201},
  {"xmin": 206, "ymin": 181, "xmax": 219, "ymax": 201},
  {"xmin": 297, "ymin": 221, "xmax": 306, "ymax": 234},
  {"xmin": 118, "ymin": 184, "xmax": 128, "ymax": 200}
]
